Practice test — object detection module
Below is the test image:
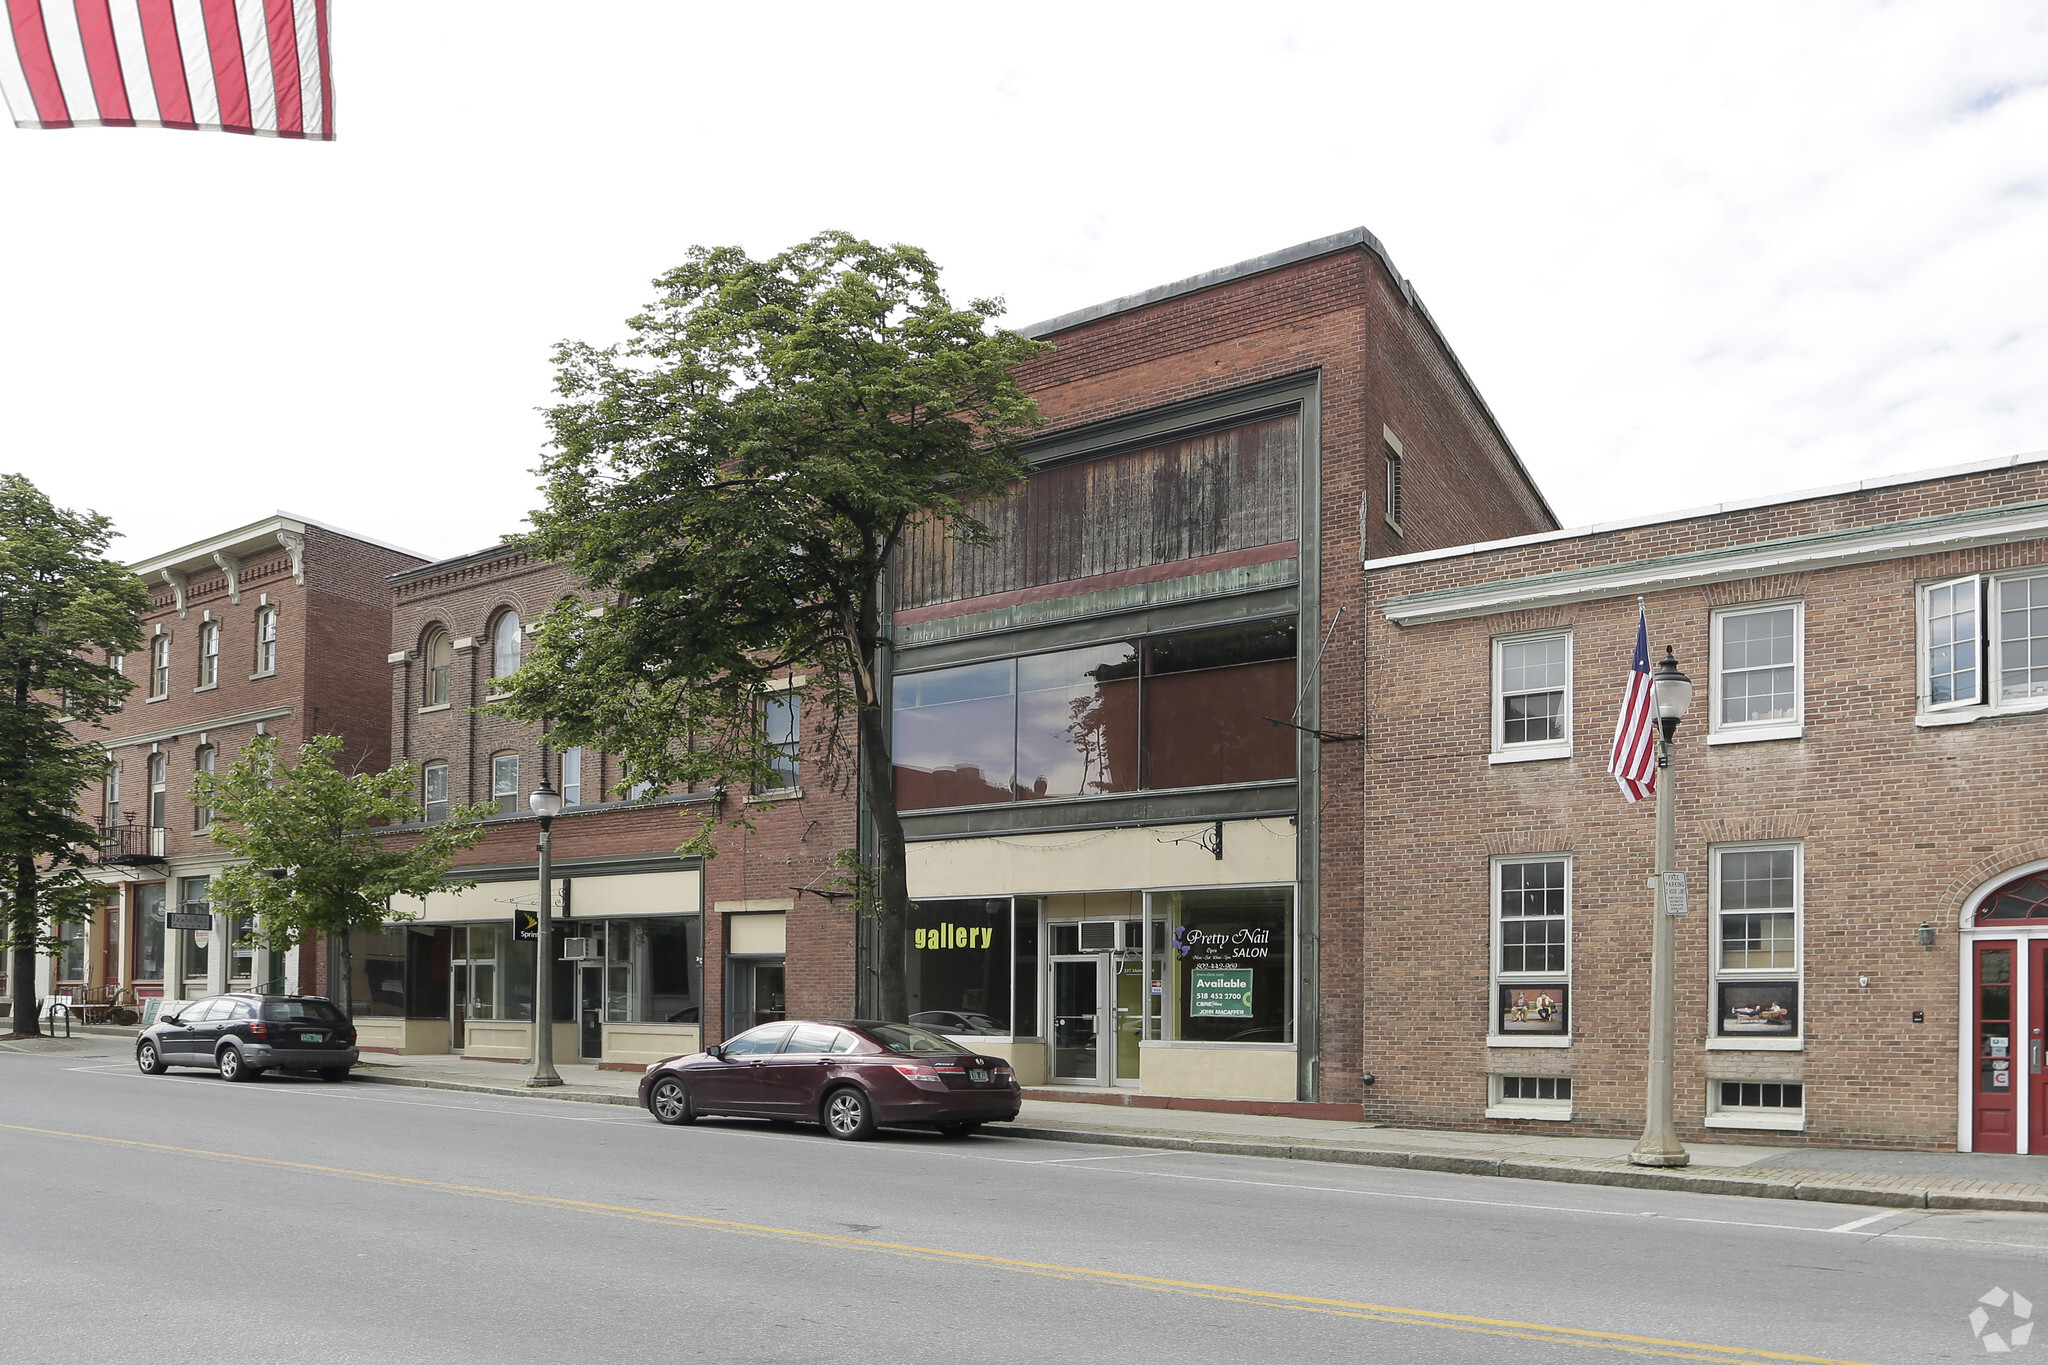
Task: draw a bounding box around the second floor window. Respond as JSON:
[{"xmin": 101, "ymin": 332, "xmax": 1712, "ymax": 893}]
[
  {"xmin": 764, "ymin": 694, "xmax": 800, "ymax": 791},
  {"xmin": 424, "ymin": 631, "xmax": 452, "ymax": 707},
  {"xmin": 150, "ymin": 635, "xmax": 170, "ymax": 699},
  {"xmin": 561, "ymin": 746, "xmax": 582, "ymax": 806},
  {"xmin": 423, "ymin": 763, "xmax": 449, "ymax": 824},
  {"xmin": 103, "ymin": 761, "xmax": 120, "ymax": 827},
  {"xmin": 198, "ymin": 621, "xmax": 220, "ymax": 688},
  {"xmin": 492, "ymin": 612, "xmax": 521, "ymax": 684},
  {"xmin": 1492, "ymin": 632, "xmax": 1571, "ymax": 758},
  {"xmin": 1711, "ymin": 602, "xmax": 1802, "ymax": 740},
  {"xmin": 193, "ymin": 746, "xmax": 215, "ymax": 829},
  {"xmin": 111, "ymin": 652, "xmax": 124, "ymax": 709},
  {"xmin": 148, "ymin": 752, "xmax": 167, "ymax": 829},
  {"xmin": 1920, "ymin": 570, "xmax": 2048, "ymax": 716},
  {"xmin": 492, "ymin": 752, "xmax": 519, "ymax": 816},
  {"xmin": 255, "ymin": 606, "xmax": 278, "ymax": 674}
]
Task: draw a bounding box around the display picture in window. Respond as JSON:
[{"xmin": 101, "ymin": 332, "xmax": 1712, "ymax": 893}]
[
  {"xmin": 1497, "ymin": 983, "xmax": 1568, "ymax": 1035},
  {"xmin": 1717, "ymin": 982, "xmax": 1798, "ymax": 1036}
]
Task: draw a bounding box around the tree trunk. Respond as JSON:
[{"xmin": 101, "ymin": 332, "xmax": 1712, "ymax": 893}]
[
  {"xmin": 857, "ymin": 701, "xmax": 908, "ymax": 1022},
  {"xmin": 8, "ymin": 855, "xmax": 41, "ymax": 1037},
  {"xmin": 332, "ymin": 928, "xmax": 353, "ymax": 1018}
]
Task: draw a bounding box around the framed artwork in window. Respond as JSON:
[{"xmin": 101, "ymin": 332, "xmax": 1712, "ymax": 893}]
[
  {"xmin": 1497, "ymin": 983, "xmax": 1568, "ymax": 1035},
  {"xmin": 1716, "ymin": 981, "xmax": 1798, "ymax": 1037}
]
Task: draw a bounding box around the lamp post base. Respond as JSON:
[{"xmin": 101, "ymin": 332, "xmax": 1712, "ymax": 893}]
[
  {"xmin": 526, "ymin": 1071, "xmax": 564, "ymax": 1089},
  {"xmin": 1626, "ymin": 1146, "xmax": 1691, "ymax": 1168}
]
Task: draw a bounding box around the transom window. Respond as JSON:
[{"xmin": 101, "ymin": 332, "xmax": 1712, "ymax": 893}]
[
  {"xmin": 1711, "ymin": 602, "xmax": 1801, "ymax": 736},
  {"xmin": 1492, "ymin": 632, "xmax": 1570, "ymax": 757},
  {"xmin": 1921, "ymin": 571, "xmax": 2048, "ymax": 715},
  {"xmin": 1978, "ymin": 871, "xmax": 2048, "ymax": 923},
  {"xmin": 1712, "ymin": 843, "xmax": 1801, "ymax": 1042}
]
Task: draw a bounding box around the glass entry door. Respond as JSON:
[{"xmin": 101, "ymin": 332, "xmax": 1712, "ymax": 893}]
[
  {"xmin": 577, "ymin": 961, "xmax": 605, "ymax": 1060},
  {"xmin": 1051, "ymin": 958, "xmax": 1100, "ymax": 1080},
  {"xmin": 1049, "ymin": 919, "xmax": 1144, "ymax": 1086},
  {"xmin": 450, "ymin": 927, "xmax": 498, "ymax": 1052}
]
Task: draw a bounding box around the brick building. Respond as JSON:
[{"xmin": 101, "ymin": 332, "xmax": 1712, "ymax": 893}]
[
  {"xmin": 56, "ymin": 516, "xmax": 425, "ymax": 1014},
  {"xmin": 369, "ymin": 541, "xmax": 856, "ymax": 1068},
  {"xmin": 1359, "ymin": 451, "xmax": 2048, "ymax": 1149},
  {"xmin": 883, "ymin": 228, "xmax": 1556, "ymax": 1103}
]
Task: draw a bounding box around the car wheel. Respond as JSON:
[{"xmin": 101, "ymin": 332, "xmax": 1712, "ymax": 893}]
[
  {"xmin": 318, "ymin": 1068, "xmax": 350, "ymax": 1083},
  {"xmin": 648, "ymin": 1076, "xmax": 697, "ymax": 1126},
  {"xmin": 217, "ymin": 1047, "xmax": 261, "ymax": 1082},
  {"xmin": 136, "ymin": 1041, "xmax": 167, "ymax": 1075},
  {"xmin": 937, "ymin": 1122, "xmax": 982, "ymax": 1139},
  {"xmin": 822, "ymin": 1086, "xmax": 877, "ymax": 1141}
]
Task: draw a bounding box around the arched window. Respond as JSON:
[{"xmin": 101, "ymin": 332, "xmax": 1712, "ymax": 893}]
[
  {"xmin": 491, "ymin": 751, "xmax": 519, "ymax": 816},
  {"xmin": 422, "ymin": 762, "xmax": 450, "ymax": 824},
  {"xmin": 150, "ymin": 635, "xmax": 170, "ymax": 699},
  {"xmin": 1980, "ymin": 871, "xmax": 2048, "ymax": 922},
  {"xmin": 254, "ymin": 606, "xmax": 278, "ymax": 674},
  {"xmin": 198, "ymin": 621, "xmax": 220, "ymax": 687},
  {"xmin": 423, "ymin": 630, "xmax": 452, "ymax": 707},
  {"xmin": 492, "ymin": 611, "xmax": 522, "ymax": 681}
]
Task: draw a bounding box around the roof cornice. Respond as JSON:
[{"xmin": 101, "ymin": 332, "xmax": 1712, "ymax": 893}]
[
  {"xmin": 1382, "ymin": 497, "xmax": 2048, "ymax": 626},
  {"xmin": 130, "ymin": 512, "xmax": 428, "ymax": 579}
]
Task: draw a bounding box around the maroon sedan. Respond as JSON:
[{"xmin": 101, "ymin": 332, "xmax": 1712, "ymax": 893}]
[{"xmin": 638, "ymin": 1019, "xmax": 1021, "ymax": 1140}]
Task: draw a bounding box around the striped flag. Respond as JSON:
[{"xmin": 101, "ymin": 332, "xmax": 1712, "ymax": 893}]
[
  {"xmin": 1607, "ymin": 605, "xmax": 1657, "ymax": 802},
  {"xmin": 3, "ymin": 1, "xmax": 333, "ymax": 140}
]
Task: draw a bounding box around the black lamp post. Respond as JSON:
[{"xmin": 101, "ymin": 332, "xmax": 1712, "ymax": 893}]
[{"xmin": 527, "ymin": 778, "xmax": 566, "ymax": 1088}]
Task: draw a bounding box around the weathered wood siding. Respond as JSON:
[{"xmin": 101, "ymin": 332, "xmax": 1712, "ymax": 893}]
[{"xmin": 893, "ymin": 413, "xmax": 1299, "ymax": 610}]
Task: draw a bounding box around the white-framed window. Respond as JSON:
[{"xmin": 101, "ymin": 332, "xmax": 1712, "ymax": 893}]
[
  {"xmin": 197, "ymin": 621, "xmax": 220, "ymax": 688},
  {"xmin": 254, "ymin": 606, "xmax": 278, "ymax": 674},
  {"xmin": 1708, "ymin": 601, "xmax": 1802, "ymax": 743},
  {"xmin": 1704, "ymin": 1079, "xmax": 1805, "ymax": 1131},
  {"xmin": 1486, "ymin": 1073, "xmax": 1572, "ymax": 1120},
  {"xmin": 422, "ymin": 762, "xmax": 449, "ymax": 824},
  {"xmin": 492, "ymin": 611, "xmax": 521, "ymax": 684},
  {"xmin": 1490, "ymin": 632, "xmax": 1571, "ymax": 762},
  {"xmin": 763, "ymin": 693, "xmax": 800, "ymax": 791},
  {"xmin": 103, "ymin": 760, "xmax": 121, "ymax": 827},
  {"xmin": 1708, "ymin": 842, "xmax": 1802, "ymax": 1050},
  {"xmin": 148, "ymin": 752, "xmax": 167, "ymax": 829},
  {"xmin": 1490, "ymin": 856, "xmax": 1570, "ymax": 1047},
  {"xmin": 111, "ymin": 652, "xmax": 124, "ymax": 709},
  {"xmin": 193, "ymin": 746, "xmax": 215, "ymax": 829},
  {"xmin": 1918, "ymin": 570, "xmax": 2048, "ymax": 723},
  {"xmin": 150, "ymin": 635, "xmax": 170, "ymax": 699},
  {"xmin": 491, "ymin": 752, "xmax": 519, "ymax": 816},
  {"xmin": 423, "ymin": 630, "xmax": 452, "ymax": 707},
  {"xmin": 561, "ymin": 746, "xmax": 582, "ymax": 807}
]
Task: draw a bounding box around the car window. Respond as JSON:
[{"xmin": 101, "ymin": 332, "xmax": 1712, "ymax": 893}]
[
  {"xmin": 227, "ymin": 1001, "xmax": 257, "ymax": 1019},
  {"xmin": 828, "ymin": 1031, "xmax": 862, "ymax": 1054},
  {"xmin": 784, "ymin": 1023, "xmax": 840, "ymax": 1054},
  {"xmin": 863, "ymin": 1023, "xmax": 975, "ymax": 1056},
  {"xmin": 185, "ymin": 999, "xmax": 223, "ymax": 1022},
  {"xmin": 264, "ymin": 999, "xmax": 347, "ymax": 1024},
  {"xmin": 720, "ymin": 1024, "xmax": 793, "ymax": 1057}
]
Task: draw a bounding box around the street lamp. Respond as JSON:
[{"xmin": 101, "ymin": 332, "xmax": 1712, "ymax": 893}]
[
  {"xmin": 527, "ymin": 777, "xmax": 566, "ymax": 1089},
  {"xmin": 1630, "ymin": 646, "xmax": 1694, "ymax": 1169}
]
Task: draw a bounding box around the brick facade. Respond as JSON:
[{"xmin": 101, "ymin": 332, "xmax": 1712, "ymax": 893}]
[{"xmin": 1357, "ymin": 455, "xmax": 2048, "ymax": 1147}]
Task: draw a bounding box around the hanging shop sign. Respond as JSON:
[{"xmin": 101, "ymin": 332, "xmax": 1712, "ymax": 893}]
[
  {"xmin": 165, "ymin": 912, "xmax": 213, "ymax": 931},
  {"xmin": 1189, "ymin": 968, "xmax": 1255, "ymax": 1018}
]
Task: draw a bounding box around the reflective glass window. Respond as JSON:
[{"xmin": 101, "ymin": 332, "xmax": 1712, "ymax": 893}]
[
  {"xmin": 892, "ymin": 660, "xmax": 1016, "ymax": 809},
  {"xmin": 1015, "ymin": 644, "xmax": 1138, "ymax": 800},
  {"xmin": 1141, "ymin": 622, "xmax": 1297, "ymax": 789}
]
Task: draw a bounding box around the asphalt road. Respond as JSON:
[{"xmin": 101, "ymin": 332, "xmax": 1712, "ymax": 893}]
[{"xmin": 4, "ymin": 1039, "xmax": 2046, "ymax": 1364}]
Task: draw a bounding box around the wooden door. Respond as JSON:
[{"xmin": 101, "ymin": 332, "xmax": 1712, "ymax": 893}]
[{"xmin": 1974, "ymin": 940, "xmax": 2019, "ymax": 1152}]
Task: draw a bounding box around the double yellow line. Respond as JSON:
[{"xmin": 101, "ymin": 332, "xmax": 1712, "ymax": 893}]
[{"xmin": 0, "ymin": 1122, "xmax": 1885, "ymax": 1364}]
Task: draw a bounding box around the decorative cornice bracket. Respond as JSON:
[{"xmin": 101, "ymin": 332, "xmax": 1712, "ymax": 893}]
[
  {"xmin": 276, "ymin": 530, "xmax": 306, "ymax": 585},
  {"xmin": 212, "ymin": 553, "xmax": 242, "ymax": 604},
  {"xmin": 160, "ymin": 569, "xmax": 188, "ymax": 618}
]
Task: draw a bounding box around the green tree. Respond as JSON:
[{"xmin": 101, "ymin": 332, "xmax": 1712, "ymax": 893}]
[
  {"xmin": 0, "ymin": 474, "xmax": 148, "ymax": 1038},
  {"xmin": 196, "ymin": 734, "xmax": 494, "ymax": 1016},
  {"xmin": 495, "ymin": 231, "xmax": 1046, "ymax": 1021}
]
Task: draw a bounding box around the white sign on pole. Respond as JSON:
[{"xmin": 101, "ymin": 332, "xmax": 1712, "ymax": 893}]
[{"xmin": 1662, "ymin": 871, "xmax": 1690, "ymax": 916}]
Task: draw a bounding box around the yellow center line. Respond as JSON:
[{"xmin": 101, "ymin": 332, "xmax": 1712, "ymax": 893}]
[{"xmin": 0, "ymin": 1121, "xmax": 1888, "ymax": 1365}]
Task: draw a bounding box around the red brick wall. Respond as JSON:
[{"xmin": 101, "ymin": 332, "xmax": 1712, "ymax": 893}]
[{"xmin": 1358, "ymin": 462, "xmax": 2048, "ymax": 1145}]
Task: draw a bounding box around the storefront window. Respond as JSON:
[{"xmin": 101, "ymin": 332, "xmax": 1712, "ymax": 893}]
[
  {"xmin": 134, "ymin": 883, "xmax": 166, "ymax": 981},
  {"xmin": 353, "ymin": 925, "xmax": 411, "ymax": 1017},
  {"xmin": 906, "ymin": 898, "xmax": 1013, "ymax": 1036},
  {"xmin": 229, "ymin": 915, "xmax": 256, "ymax": 983},
  {"xmin": 601, "ymin": 917, "xmax": 703, "ymax": 1024},
  {"xmin": 1013, "ymin": 897, "xmax": 1041, "ymax": 1038},
  {"xmin": 893, "ymin": 620, "xmax": 1296, "ymax": 811},
  {"xmin": 1155, "ymin": 887, "xmax": 1293, "ymax": 1044},
  {"xmin": 57, "ymin": 919, "xmax": 87, "ymax": 982}
]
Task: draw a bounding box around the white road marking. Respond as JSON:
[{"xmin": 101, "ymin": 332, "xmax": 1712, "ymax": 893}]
[
  {"xmin": 1018, "ymin": 1150, "xmax": 1194, "ymax": 1165},
  {"xmin": 1830, "ymin": 1209, "xmax": 1911, "ymax": 1234}
]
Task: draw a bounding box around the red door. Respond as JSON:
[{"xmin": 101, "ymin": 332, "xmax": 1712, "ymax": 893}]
[
  {"xmin": 2031, "ymin": 942, "xmax": 2048, "ymax": 1154},
  {"xmin": 1974, "ymin": 940, "xmax": 2018, "ymax": 1152}
]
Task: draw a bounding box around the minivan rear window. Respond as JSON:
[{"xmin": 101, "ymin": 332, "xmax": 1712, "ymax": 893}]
[
  {"xmin": 864, "ymin": 1023, "xmax": 974, "ymax": 1056},
  {"xmin": 264, "ymin": 1000, "xmax": 347, "ymax": 1024}
]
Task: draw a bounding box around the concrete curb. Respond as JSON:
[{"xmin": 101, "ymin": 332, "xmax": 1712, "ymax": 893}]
[{"xmin": 342, "ymin": 1072, "xmax": 2048, "ymax": 1215}]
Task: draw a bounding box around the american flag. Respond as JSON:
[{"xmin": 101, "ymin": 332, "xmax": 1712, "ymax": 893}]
[
  {"xmin": 2, "ymin": 1, "xmax": 333, "ymax": 140},
  {"xmin": 1607, "ymin": 605, "xmax": 1657, "ymax": 802}
]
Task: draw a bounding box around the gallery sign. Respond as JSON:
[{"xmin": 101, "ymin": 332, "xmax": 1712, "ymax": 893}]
[{"xmin": 1189, "ymin": 968, "xmax": 1254, "ymax": 1018}]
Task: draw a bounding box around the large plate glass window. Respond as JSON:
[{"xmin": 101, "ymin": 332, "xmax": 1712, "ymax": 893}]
[
  {"xmin": 1493, "ymin": 858, "xmax": 1570, "ymax": 1037},
  {"xmin": 906, "ymin": 897, "xmax": 1036, "ymax": 1037},
  {"xmin": 1710, "ymin": 602, "xmax": 1802, "ymax": 739},
  {"xmin": 134, "ymin": 882, "xmax": 166, "ymax": 982},
  {"xmin": 1491, "ymin": 633, "xmax": 1571, "ymax": 760},
  {"xmin": 1152, "ymin": 887, "xmax": 1293, "ymax": 1044},
  {"xmin": 1711, "ymin": 844, "xmax": 1800, "ymax": 1040},
  {"xmin": 179, "ymin": 876, "xmax": 211, "ymax": 981}
]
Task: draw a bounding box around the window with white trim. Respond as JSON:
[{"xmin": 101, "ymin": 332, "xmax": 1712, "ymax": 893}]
[
  {"xmin": 491, "ymin": 752, "xmax": 519, "ymax": 816},
  {"xmin": 1711, "ymin": 843, "xmax": 1801, "ymax": 1044},
  {"xmin": 561, "ymin": 746, "xmax": 582, "ymax": 807},
  {"xmin": 492, "ymin": 611, "xmax": 521, "ymax": 684},
  {"xmin": 422, "ymin": 762, "xmax": 449, "ymax": 824},
  {"xmin": 1710, "ymin": 602, "xmax": 1802, "ymax": 740},
  {"xmin": 423, "ymin": 630, "xmax": 452, "ymax": 707},
  {"xmin": 1706, "ymin": 1080, "xmax": 1805, "ymax": 1130},
  {"xmin": 1919, "ymin": 570, "xmax": 2048, "ymax": 719},
  {"xmin": 1491, "ymin": 857, "xmax": 1570, "ymax": 1042},
  {"xmin": 193, "ymin": 746, "xmax": 215, "ymax": 829},
  {"xmin": 150, "ymin": 635, "xmax": 170, "ymax": 699},
  {"xmin": 763, "ymin": 693, "xmax": 800, "ymax": 791},
  {"xmin": 254, "ymin": 606, "xmax": 278, "ymax": 674},
  {"xmin": 1491, "ymin": 632, "xmax": 1571, "ymax": 760},
  {"xmin": 197, "ymin": 621, "xmax": 220, "ymax": 688}
]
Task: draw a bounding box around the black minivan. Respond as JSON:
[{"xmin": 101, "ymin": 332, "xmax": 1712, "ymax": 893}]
[{"xmin": 136, "ymin": 994, "xmax": 359, "ymax": 1082}]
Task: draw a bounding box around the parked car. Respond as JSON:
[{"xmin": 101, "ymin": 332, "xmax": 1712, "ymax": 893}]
[
  {"xmin": 135, "ymin": 994, "xmax": 359, "ymax": 1082},
  {"xmin": 909, "ymin": 1009, "xmax": 1006, "ymax": 1036},
  {"xmin": 639, "ymin": 1019, "xmax": 1020, "ymax": 1140}
]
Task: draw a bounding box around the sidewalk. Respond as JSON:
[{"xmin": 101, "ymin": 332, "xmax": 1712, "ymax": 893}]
[{"xmin": 345, "ymin": 1051, "xmax": 2048, "ymax": 1215}]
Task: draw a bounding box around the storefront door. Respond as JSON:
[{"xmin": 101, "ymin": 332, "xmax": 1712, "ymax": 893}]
[
  {"xmin": 577, "ymin": 961, "xmax": 604, "ymax": 1060},
  {"xmin": 1051, "ymin": 957, "xmax": 1100, "ymax": 1081},
  {"xmin": 450, "ymin": 928, "xmax": 498, "ymax": 1052},
  {"xmin": 1050, "ymin": 927, "xmax": 1144, "ymax": 1087},
  {"xmin": 2032, "ymin": 941, "xmax": 2048, "ymax": 1155},
  {"xmin": 1973, "ymin": 940, "xmax": 2019, "ymax": 1152}
]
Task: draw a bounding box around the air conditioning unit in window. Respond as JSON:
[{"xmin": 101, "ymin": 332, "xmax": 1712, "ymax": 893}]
[{"xmin": 562, "ymin": 937, "xmax": 594, "ymax": 961}]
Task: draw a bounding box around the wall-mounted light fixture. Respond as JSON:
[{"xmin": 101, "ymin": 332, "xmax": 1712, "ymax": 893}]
[{"xmin": 1917, "ymin": 922, "xmax": 1936, "ymax": 951}]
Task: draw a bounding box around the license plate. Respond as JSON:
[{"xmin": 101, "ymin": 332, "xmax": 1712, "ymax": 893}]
[
  {"xmin": 300, "ymin": 1032, "xmax": 325, "ymax": 1043},
  {"xmin": 968, "ymin": 1068, "xmax": 989, "ymax": 1083}
]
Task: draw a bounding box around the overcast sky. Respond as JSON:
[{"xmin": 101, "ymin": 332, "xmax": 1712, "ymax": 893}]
[{"xmin": 3, "ymin": 2, "xmax": 2045, "ymax": 564}]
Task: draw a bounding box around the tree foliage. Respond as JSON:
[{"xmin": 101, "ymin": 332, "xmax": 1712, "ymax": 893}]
[
  {"xmin": 494, "ymin": 231, "xmax": 1047, "ymax": 1019},
  {"xmin": 196, "ymin": 735, "xmax": 493, "ymax": 1013},
  {"xmin": 0, "ymin": 474, "xmax": 148, "ymax": 1036}
]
